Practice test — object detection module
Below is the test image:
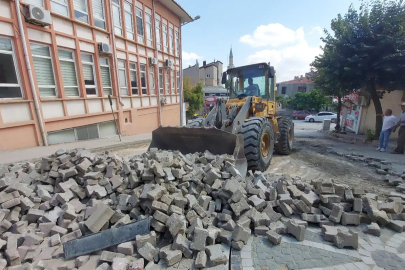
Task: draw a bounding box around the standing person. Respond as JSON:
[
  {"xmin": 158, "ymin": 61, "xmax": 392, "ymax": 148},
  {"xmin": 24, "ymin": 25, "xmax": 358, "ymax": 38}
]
[
  {"xmin": 392, "ymin": 102, "xmax": 405, "ymax": 154},
  {"xmin": 377, "ymin": 109, "xmax": 398, "ymax": 152}
]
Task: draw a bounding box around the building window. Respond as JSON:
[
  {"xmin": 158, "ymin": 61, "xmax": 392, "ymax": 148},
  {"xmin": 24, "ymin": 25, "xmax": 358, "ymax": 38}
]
[
  {"xmin": 73, "ymin": 0, "xmax": 88, "ymax": 23},
  {"xmin": 163, "ymin": 23, "xmax": 168, "ymax": 53},
  {"xmin": 24, "ymin": 0, "xmax": 44, "ymax": 7},
  {"xmin": 51, "ymin": 0, "xmax": 69, "ymax": 17},
  {"xmin": 58, "ymin": 49, "xmax": 79, "ymax": 97},
  {"xmin": 81, "ymin": 53, "xmax": 97, "ymax": 96},
  {"xmin": 112, "ymin": 0, "xmax": 122, "ymax": 36},
  {"xmin": 99, "ymin": 57, "xmax": 112, "ymax": 96},
  {"xmin": 171, "ymin": 70, "xmax": 175, "ymax": 94},
  {"xmin": 281, "ymin": 86, "xmax": 286, "ymax": 95},
  {"xmin": 298, "ymin": 86, "xmax": 306, "ymax": 93},
  {"xmin": 155, "ymin": 17, "xmax": 161, "ymax": 50},
  {"xmin": 129, "ymin": 62, "xmax": 138, "ymax": 95},
  {"xmin": 136, "ymin": 8, "xmax": 144, "ymax": 44},
  {"xmin": 145, "ymin": 14, "xmax": 153, "ymax": 47},
  {"xmin": 0, "ymin": 38, "xmax": 22, "ymax": 98},
  {"xmin": 149, "ymin": 66, "xmax": 155, "ymax": 95},
  {"xmin": 206, "ymin": 74, "xmax": 210, "ymax": 78},
  {"xmin": 31, "ymin": 43, "xmax": 57, "ymax": 97},
  {"xmin": 169, "ymin": 27, "xmax": 174, "ymax": 55},
  {"xmin": 124, "ymin": 2, "xmax": 134, "ymax": 40},
  {"xmin": 140, "ymin": 64, "xmax": 147, "ymax": 94},
  {"xmin": 165, "ymin": 69, "xmax": 170, "ymax": 94},
  {"xmin": 158, "ymin": 68, "xmax": 163, "ymax": 94},
  {"xmin": 176, "ymin": 71, "xmax": 180, "ymax": 92},
  {"xmin": 174, "ymin": 29, "xmax": 179, "ymax": 56},
  {"xmin": 92, "ymin": 0, "xmax": 106, "ymax": 29},
  {"xmin": 118, "ymin": 60, "xmax": 128, "ymax": 96}
]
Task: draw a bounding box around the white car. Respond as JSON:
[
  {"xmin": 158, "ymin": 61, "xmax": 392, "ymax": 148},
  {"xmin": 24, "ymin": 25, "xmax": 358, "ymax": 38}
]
[{"xmin": 305, "ymin": 112, "xmax": 337, "ymax": 122}]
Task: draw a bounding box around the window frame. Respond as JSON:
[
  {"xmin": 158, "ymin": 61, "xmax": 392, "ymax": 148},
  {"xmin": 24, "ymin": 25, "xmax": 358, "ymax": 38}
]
[
  {"xmin": 145, "ymin": 13, "xmax": 153, "ymax": 47},
  {"xmin": 58, "ymin": 48, "xmax": 79, "ymax": 97},
  {"xmin": 171, "ymin": 70, "xmax": 175, "ymax": 94},
  {"xmin": 92, "ymin": 0, "xmax": 106, "ymax": 30},
  {"xmin": 112, "ymin": 0, "xmax": 123, "ymax": 36},
  {"xmin": 135, "ymin": 8, "xmax": 145, "ymax": 44},
  {"xmin": 99, "ymin": 57, "xmax": 112, "ymax": 96},
  {"xmin": 176, "ymin": 71, "xmax": 180, "ymax": 92},
  {"xmin": 169, "ymin": 27, "xmax": 174, "ymax": 55},
  {"xmin": 155, "ymin": 17, "xmax": 161, "ymax": 51},
  {"xmin": 148, "ymin": 65, "xmax": 155, "ymax": 95},
  {"xmin": 140, "ymin": 64, "xmax": 147, "ymax": 95},
  {"xmin": 51, "ymin": 0, "xmax": 70, "ymax": 17},
  {"xmin": 81, "ymin": 53, "xmax": 98, "ymax": 96},
  {"xmin": 174, "ymin": 29, "xmax": 179, "ymax": 56},
  {"xmin": 73, "ymin": 0, "xmax": 89, "ymax": 24},
  {"xmin": 124, "ymin": 1, "xmax": 134, "ymax": 40},
  {"xmin": 163, "ymin": 22, "xmax": 168, "ymax": 53},
  {"xmin": 118, "ymin": 60, "xmax": 128, "ymax": 96},
  {"xmin": 23, "ymin": 0, "xmax": 44, "ymax": 7},
  {"xmin": 158, "ymin": 67, "xmax": 164, "ymax": 94},
  {"xmin": 165, "ymin": 69, "xmax": 170, "ymax": 94},
  {"xmin": 0, "ymin": 37, "xmax": 24, "ymax": 99},
  {"xmin": 129, "ymin": 62, "xmax": 139, "ymax": 95},
  {"xmin": 30, "ymin": 42, "xmax": 58, "ymax": 98}
]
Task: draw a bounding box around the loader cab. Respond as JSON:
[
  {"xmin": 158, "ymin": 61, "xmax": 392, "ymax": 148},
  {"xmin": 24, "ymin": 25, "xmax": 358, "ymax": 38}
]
[{"xmin": 223, "ymin": 63, "xmax": 275, "ymax": 101}]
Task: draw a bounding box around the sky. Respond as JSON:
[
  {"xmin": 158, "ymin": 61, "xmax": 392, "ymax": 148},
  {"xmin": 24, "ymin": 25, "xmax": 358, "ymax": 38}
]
[{"xmin": 177, "ymin": 0, "xmax": 361, "ymax": 82}]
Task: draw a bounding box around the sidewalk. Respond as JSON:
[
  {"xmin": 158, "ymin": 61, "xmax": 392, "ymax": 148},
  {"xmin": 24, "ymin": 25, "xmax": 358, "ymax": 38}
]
[{"xmin": 0, "ymin": 133, "xmax": 152, "ymax": 165}]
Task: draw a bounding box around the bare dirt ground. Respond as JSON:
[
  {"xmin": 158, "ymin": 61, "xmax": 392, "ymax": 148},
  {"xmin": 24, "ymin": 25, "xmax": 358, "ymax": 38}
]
[{"xmin": 269, "ymin": 137, "xmax": 394, "ymax": 198}]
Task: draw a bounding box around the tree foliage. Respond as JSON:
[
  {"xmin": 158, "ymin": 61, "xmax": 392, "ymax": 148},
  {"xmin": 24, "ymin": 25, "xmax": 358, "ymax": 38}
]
[
  {"xmin": 278, "ymin": 89, "xmax": 328, "ymax": 111},
  {"xmin": 312, "ymin": 0, "xmax": 405, "ymax": 135},
  {"xmin": 183, "ymin": 77, "xmax": 204, "ymax": 119}
]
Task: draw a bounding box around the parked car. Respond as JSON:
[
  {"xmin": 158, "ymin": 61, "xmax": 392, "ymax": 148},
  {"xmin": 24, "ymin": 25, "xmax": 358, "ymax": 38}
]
[
  {"xmin": 305, "ymin": 112, "xmax": 337, "ymax": 122},
  {"xmin": 291, "ymin": 110, "xmax": 311, "ymax": 120}
]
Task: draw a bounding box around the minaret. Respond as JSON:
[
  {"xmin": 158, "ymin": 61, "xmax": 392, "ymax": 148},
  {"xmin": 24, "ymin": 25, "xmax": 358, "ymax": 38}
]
[{"xmin": 227, "ymin": 46, "xmax": 235, "ymax": 69}]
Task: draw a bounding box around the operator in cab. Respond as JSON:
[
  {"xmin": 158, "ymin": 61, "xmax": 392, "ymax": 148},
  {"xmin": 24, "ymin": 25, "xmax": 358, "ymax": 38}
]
[{"xmin": 244, "ymin": 78, "xmax": 260, "ymax": 96}]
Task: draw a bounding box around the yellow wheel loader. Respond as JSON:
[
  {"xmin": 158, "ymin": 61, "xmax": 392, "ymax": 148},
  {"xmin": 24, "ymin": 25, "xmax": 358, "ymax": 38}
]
[{"xmin": 149, "ymin": 62, "xmax": 294, "ymax": 176}]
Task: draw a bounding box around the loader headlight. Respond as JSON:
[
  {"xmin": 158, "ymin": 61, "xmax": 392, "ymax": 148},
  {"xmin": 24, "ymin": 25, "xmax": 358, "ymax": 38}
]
[{"xmin": 255, "ymin": 103, "xmax": 264, "ymax": 110}]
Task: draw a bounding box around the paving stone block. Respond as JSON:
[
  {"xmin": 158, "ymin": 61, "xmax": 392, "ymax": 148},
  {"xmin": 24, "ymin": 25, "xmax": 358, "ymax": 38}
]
[
  {"xmin": 195, "ymin": 250, "xmax": 207, "ymax": 268},
  {"xmin": 364, "ymin": 222, "xmax": 380, "ymax": 236},
  {"xmin": 279, "ymin": 202, "xmax": 293, "ymax": 217},
  {"xmin": 85, "ymin": 204, "xmax": 114, "ymax": 233},
  {"xmin": 190, "ymin": 227, "xmax": 209, "ymax": 251},
  {"xmin": 329, "ymin": 204, "xmax": 343, "ymax": 223},
  {"xmin": 138, "ymin": 242, "xmax": 157, "ymax": 262},
  {"xmin": 301, "ymin": 191, "xmax": 320, "ymax": 206},
  {"xmin": 266, "ymin": 230, "xmax": 282, "ymax": 244},
  {"xmin": 333, "ymin": 230, "xmax": 358, "ymax": 249},
  {"xmin": 341, "ymin": 212, "xmax": 360, "ymax": 226},
  {"xmin": 286, "ymin": 219, "xmax": 306, "ymax": 241},
  {"xmin": 231, "ymin": 224, "xmax": 250, "ymax": 244},
  {"xmin": 205, "ymin": 244, "xmax": 227, "ymax": 267}
]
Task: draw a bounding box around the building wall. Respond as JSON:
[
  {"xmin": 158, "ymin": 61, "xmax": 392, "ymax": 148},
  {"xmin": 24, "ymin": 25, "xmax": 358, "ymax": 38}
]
[
  {"xmin": 183, "ymin": 62, "xmax": 199, "ymax": 85},
  {"xmin": 359, "ymin": 91, "xmax": 405, "ymax": 139},
  {"xmin": 0, "ymin": 0, "xmax": 183, "ymax": 151},
  {"xmin": 278, "ymin": 83, "xmax": 314, "ymax": 97}
]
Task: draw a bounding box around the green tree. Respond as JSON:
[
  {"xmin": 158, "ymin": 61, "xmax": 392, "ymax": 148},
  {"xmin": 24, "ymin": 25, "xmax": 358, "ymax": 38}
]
[
  {"xmin": 183, "ymin": 77, "xmax": 204, "ymax": 119},
  {"xmin": 288, "ymin": 89, "xmax": 327, "ymax": 111},
  {"xmin": 319, "ymin": 0, "xmax": 405, "ymax": 136}
]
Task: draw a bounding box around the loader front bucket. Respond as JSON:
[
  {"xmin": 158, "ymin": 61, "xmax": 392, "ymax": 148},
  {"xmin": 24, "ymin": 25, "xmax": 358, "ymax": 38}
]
[{"xmin": 148, "ymin": 126, "xmax": 248, "ymax": 177}]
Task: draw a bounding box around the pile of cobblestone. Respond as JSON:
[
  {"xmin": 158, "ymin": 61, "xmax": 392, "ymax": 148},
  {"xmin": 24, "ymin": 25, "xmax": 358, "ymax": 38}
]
[{"xmin": 1, "ymin": 148, "xmax": 405, "ymax": 270}]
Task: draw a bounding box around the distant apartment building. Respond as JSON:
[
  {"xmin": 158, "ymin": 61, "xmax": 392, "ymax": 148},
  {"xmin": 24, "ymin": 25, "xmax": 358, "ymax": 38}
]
[
  {"xmin": 0, "ymin": 0, "xmax": 194, "ymax": 151},
  {"xmin": 277, "ymin": 75, "xmax": 314, "ymax": 97},
  {"xmin": 183, "ymin": 60, "xmax": 227, "ymax": 98}
]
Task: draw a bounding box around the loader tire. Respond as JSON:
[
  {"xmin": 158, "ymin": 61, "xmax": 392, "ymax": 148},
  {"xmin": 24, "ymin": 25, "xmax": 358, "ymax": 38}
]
[
  {"xmin": 239, "ymin": 117, "xmax": 274, "ymax": 172},
  {"xmin": 275, "ymin": 117, "xmax": 294, "ymax": 155},
  {"xmin": 187, "ymin": 118, "xmax": 203, "ymax": 127}
]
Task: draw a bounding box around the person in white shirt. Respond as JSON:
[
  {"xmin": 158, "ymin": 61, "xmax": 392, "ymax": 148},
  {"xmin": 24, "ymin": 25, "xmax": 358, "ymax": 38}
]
[
  {"xmin": 377, "ymin": 109, "xmax": 397, "ymax": 152},
  {"xmin": 392, "ymin": 102, "xmax": 405, "ymax": 154}
]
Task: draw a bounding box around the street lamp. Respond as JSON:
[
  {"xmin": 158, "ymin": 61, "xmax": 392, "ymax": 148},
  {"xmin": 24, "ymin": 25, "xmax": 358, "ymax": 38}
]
[{"xmin": 179, "ymin": 15, "xmax": 201, "ymax": 125}]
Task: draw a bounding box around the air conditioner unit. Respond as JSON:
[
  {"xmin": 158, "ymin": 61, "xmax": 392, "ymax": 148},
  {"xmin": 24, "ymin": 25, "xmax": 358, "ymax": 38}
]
[
  {"xmin": 165, "ymin": 59, "xmax": 174, "ymax": 69},
  {"xmin": 23, "ymin": 5, "xmax": 51, "ymax": 26},
  {"xmin": 149, "ymin": 57, "xmax": 158, "ymax": 66},
  {"xmin": 98, "ymin": 43, "xmax": 111, "ymax": 55},
  {"xmin": 160, "ymin": 97, "xmax": 167, "ymax": 104}
]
